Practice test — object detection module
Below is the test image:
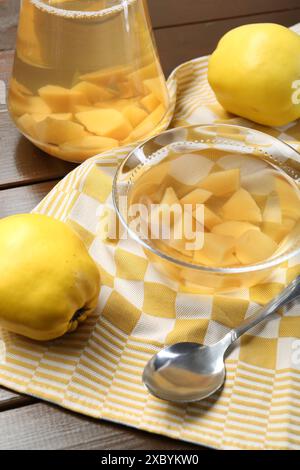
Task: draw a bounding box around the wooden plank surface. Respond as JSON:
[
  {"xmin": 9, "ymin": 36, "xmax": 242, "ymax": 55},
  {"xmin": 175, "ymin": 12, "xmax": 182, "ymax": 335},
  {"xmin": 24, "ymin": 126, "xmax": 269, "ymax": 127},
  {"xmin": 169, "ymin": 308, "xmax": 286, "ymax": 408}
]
[
  {"xmin": 0, "ymin": 391, "xmax": 36, "ymax": 412},
  {"xmin": 0, "ymin": 180, "xmax": 58, "ymax": 217},
  {"xmin": 150, "ymin": 0, "xmax": 300, "ymax": 28},
  {"xmin": 155, "ymin": 9, "xmax": 300, "ymax": 75},
  {"xmin": 0, "ymin": 0, "xmax": 19, "ymax": 51},
  {"xmin": 1, "ymin": 0, "xmax": 300, "ymax": 51},
  {"xmin": 0, "ymin": 387, "xmax": 24, "ymax": 404},
  {"xmin": 0, "ymin": 112, "xmax": 75, "ymax": 190},
  {"xmin": 0, "ymin": 402, "xmax": 199, "ymax": 450}
]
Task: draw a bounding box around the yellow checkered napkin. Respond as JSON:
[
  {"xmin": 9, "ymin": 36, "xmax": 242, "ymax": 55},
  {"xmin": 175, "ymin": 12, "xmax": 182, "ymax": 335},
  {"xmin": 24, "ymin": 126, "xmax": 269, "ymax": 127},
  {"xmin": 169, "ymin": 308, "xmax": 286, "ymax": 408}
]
[{"xmin": 2, "ymin": 25, "xmax": 300, "ymax": 451}]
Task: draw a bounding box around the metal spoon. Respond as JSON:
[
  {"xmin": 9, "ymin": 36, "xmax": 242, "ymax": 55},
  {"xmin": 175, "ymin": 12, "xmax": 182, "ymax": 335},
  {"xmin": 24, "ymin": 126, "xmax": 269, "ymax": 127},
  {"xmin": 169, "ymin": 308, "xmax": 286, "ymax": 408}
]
[{"xmin": 143, "ymin": 275, "xmax": 300, "ymax": 403}]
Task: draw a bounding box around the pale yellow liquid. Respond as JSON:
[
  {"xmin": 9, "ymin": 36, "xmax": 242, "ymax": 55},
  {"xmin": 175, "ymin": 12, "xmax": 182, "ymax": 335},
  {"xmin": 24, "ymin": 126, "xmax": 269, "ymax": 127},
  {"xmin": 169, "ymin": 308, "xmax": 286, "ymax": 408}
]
[
  {"xmin": 129, "ymin": 149, "xmax": 300, "ymax": 269},
  {"xmin": 9, "ymin": 0, "xmax": 169, "ymax": 161}
]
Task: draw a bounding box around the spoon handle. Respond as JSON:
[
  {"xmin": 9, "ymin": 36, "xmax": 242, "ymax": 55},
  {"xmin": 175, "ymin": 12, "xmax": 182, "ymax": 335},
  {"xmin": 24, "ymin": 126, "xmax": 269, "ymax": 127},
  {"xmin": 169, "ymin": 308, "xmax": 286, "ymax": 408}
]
[{"xmin": 225, "ymin": 275, "xmax": 300, "ymax": 347}]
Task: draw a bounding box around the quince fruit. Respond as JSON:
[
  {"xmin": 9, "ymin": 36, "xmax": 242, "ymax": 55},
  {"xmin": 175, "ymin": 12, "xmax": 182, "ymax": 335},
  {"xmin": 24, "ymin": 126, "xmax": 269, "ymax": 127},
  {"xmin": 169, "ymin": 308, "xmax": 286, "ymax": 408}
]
[
  {"xmin": 208, "ymin": 23, "xmax": 300, "ymax": 126},
  {"xmin": 0, "ymin": 214, "xmax": 100, "ymax": 341}
]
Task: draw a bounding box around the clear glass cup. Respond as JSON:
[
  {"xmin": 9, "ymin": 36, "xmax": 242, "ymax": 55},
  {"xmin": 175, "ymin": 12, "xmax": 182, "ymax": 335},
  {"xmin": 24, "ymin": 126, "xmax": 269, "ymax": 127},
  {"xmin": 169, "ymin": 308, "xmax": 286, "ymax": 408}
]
[
  {"xmin": 8, "ymin": 0, "xmax": 169, "ymax": 162},
  {"xmin": 113, "ymin": 124, "xmax": 300, "ymax": 294}
]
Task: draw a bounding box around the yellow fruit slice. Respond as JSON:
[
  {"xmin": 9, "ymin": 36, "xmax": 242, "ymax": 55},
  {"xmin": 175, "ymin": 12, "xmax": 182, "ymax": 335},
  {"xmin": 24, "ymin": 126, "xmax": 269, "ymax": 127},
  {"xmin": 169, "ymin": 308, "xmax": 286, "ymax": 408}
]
[
  {"xmin": 222, "ymin": 188, "xmax": 262, "ymax": 223},
  {"xmin": 118, "ymin": 80, "xmax": 137, "ymax": 99},
  {"xmin": 236, "ymin": 230, "xmax": 278, "ymax": 264},
  {"xmin": 219, "ymin": 252, "xmax": 239, "ymax": 267},
  {"xmin": 60, "ymin": 136, "xmax": 119, "ymax": 160},
  {"xmin": 262, "ymin": 192, "xmax": 282, "ymax": 223},
  {"xmin": 180, "ymin": 188, "xmax": 212, "ymax": 207},
  {"xmin": 143, "ymin": 78, "xmax": 167, "ymax": 103},
  {"xmin": 126, "ymin": 104, "xmax": 165, "ymax": 142},
  {"xmin": 198, "ymin": 169, "xmax": 240, "ymax": 196},
  {"xmin": 80, "ymin": 65, "xmax": 132, "ymax": 86},
  {"xmin": 140, "ymin": 93, "xmax": 160, "ymax": 113},
  {"xmin": 38, "ymin": 85, "xmax": 87, "ymax": 112},
  {"xmin": 161, "ymin": 187, "xmax": 180, "ymax": 206},
  {"xmin": 72, "ymin": 81, "xmax": 115, "ymax": 103},
  {"xmin": 163, "ymin": 217, "xmax": 189, "ymax": 253},
  {"xmin": 151, "ymin": 187, "xmax": 181, "ymax": 233},
  {"xmin": 212, "ymin": 221, "xmax": 260, "ymax": 238},
  {"xmin": 18, "ymin": 114, "xmax": 38, "ymax": 139},
  {"xmin": 95, "ymin": 98, "xmax": 131, "ymax": 110},
  {"xmin": 129, "ymin": 63, "xmax": 158, "ymax": 83},
  {"xmin": 35, "ymin": 116, "xmax": 86, "ymax": 145},
  {"xmin": 194, "ymin": 233, "xmax": 235, "ymax": 265},
  {"xmin": 276, "ymin": 177, "xmax": 300, "ymax": 220},
  {"xmin": 72, "ymin": 104, "xmax": 94, "ymax": 114},
  {"xmin": 161, "ymin": 210, "xmax": 204, "ymax": 255},
  {"xmin": 60, "ymin": 135, "xmax": 118, "ymax": 154},
  {"xmin": 123, "ymin": 105, "xmax": 148, "ymax": 127},
  {"xmin": 9, "ymin": 95, "xmax": 51, "ymax": 117},
  {"xmin": 262, "ymin": 218, "xmax": 296, "ymax": 243},
  {"xmin": 195, "ymin": 206, "xmax": 222, "ymax": 230},
  {"xmin": 251, "ymin": 194, "xmax": 267, "ymax": 212},
  {"xmin": 75, "ymin": 109, "xmax": 132, "ymax": 140},
  {"xmin": 49, "ymin": 113, "xmax": 73, "ymax": 121},
  {"xmin": 31, "ymin": 113, "xmax": 73, "ymax": 123}
]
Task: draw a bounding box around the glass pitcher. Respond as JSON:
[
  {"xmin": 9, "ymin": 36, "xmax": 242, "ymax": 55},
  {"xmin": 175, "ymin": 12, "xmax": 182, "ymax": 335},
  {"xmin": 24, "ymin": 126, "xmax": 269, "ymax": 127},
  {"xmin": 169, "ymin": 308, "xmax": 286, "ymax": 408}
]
[{"xmin": 8, "ymin": 0, "xmax": 169, "ymax": 162}]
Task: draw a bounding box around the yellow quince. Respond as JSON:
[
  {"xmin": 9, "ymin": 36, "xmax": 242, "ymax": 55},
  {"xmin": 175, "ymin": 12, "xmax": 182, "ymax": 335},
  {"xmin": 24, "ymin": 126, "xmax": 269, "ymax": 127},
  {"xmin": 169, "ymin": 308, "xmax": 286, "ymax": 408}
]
[
  {"xmin": 0, "ymin": 214, "xmax": 100, "ymax": 341},
  {"xmin": 208, "ymin": 23, "xmax": 300, "ymax": 126}
]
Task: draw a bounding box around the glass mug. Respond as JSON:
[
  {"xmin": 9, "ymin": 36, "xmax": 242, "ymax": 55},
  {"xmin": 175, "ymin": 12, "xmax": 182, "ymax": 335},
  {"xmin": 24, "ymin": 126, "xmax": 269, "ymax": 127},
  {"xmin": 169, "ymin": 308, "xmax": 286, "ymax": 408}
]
[{"xmin": 8, "ymin": 0, "xmax": 169, "ymax": 162}]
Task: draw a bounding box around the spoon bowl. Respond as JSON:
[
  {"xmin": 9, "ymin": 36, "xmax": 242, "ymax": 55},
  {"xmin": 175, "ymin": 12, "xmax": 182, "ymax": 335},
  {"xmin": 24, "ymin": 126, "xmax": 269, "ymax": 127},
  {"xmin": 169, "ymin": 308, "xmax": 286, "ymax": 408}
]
[
  {"xmin": 143, "ymin": 276, "xmax": 300, "ymax": 403},
  {"xmin": 143, "ymin": 342, "xmax": 226, "ymax": 403}
]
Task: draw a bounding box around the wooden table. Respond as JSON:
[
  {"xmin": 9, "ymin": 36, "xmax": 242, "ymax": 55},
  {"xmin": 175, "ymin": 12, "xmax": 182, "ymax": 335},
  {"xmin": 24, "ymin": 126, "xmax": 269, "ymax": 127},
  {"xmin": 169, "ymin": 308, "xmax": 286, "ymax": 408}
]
[{"xmin": 0, "ymin": 0, "xmax": 299, "ymax": 450}]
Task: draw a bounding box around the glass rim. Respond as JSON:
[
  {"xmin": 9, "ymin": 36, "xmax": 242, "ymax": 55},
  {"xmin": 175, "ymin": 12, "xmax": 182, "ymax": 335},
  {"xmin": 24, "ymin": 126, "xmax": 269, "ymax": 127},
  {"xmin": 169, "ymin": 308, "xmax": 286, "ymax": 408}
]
[
  {"xmin": 30, "ymin": 0, "xmax": 137, "ymax": 18},
  {"xmin": 112, "ymin": 123, "xmax": 300, "ymax": 275}
]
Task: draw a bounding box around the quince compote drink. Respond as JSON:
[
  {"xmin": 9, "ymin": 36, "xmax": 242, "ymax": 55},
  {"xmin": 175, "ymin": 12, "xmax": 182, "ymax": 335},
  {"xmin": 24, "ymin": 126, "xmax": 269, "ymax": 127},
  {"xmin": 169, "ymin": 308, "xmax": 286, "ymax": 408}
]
[
  {"xmin": 8, "ymin": 0, "xmax": 169, "ymax": 162},
  {"xmin": 128, "ymin": 148, "xmax": 300, "ymax": 289}
]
